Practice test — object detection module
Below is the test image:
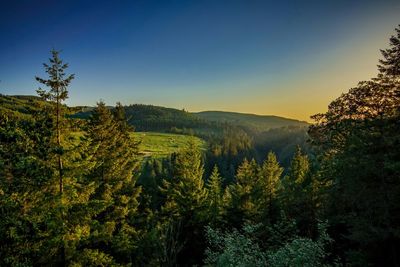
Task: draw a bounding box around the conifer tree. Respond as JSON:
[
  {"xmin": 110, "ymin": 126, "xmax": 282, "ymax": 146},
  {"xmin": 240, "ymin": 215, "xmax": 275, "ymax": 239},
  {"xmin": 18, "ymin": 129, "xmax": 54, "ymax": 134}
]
[
  {"xmin": 34, "ymin": 49, "xmax": 76, "ymax": 265},
  {"xmin": 159, "ymin": 144, "xmax": 208, "ymax": 265},
  {"xmin": 279, "ymin": 147, "xmax": 310, "ymax": 221},
  {"xmin": 83, "ymin": 101, "xmax": 141, "ymax": 264},
  {"xmin": 255, "ymin": 151, "xmax": 283, "ymax": 223},
  {"xmin": 378, "ymin": 25, "xmax": 400, "ymax": 76},
  {"xmin": 161, "ymin": 143, "xmax": 207, "ymax": 219},
  {"xmin": 0, "ymin": 52, "xmax": 98, "ymax": 266},
  {"xmin": 224, "ymin": 158, "xmax": 259, "ymax": 226},
  {"xmin": 206, "ymin": 165, "xmax": 224, "ymax": 226},
  {"xmin": 35, "ymin": 49, "xmax": 75, "ymax": 195}
]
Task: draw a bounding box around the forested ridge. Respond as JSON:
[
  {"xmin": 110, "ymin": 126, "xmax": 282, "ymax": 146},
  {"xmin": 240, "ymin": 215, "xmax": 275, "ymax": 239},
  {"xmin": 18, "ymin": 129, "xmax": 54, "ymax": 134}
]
[{"xmin": 0, "ymin": 24, "xmax": 399, "ymax": 267}]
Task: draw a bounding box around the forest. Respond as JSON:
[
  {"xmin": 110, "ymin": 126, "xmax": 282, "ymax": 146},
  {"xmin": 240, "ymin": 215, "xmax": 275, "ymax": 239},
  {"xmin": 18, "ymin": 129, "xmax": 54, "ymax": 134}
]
[{"xmin": 0, "ymin": 24, "xmax": 400, "ymax": 267}]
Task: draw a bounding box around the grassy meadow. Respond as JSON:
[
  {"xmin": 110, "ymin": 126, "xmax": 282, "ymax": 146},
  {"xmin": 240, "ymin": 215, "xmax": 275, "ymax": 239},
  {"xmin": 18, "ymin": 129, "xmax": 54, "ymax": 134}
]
[{"xmin": 133, "ymin": 132, "xmax": 206, "ymax": 159}]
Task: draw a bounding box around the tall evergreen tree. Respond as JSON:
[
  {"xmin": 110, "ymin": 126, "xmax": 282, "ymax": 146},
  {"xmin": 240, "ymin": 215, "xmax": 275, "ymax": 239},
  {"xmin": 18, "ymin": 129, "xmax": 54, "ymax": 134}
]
[
  {"xmin": 206, "ymin": 165, "xmax": 224, "ymax": 226},
  {"xmin": 161, "ymin": 144, "xmax": 207, "ymax": 219},
  {"xmin": 35, "ymin": 49, "xmax": 75, "ymax": 195},
  {"xmin": 378, "ymin": 24, "xmax": 400, "ymax": 76},
  {"xmin": 279, "ymin": 147, "xmax": 310, "ymax": 221},
  {"xmin": 82, "ymin": 101, "xmax": 141, "ymax": 264},
  {"xmin": 159, "ymin": 144, "xmax": 208, "ymax": 265},
  {"xmin": 35, "ymin": 50, "xmax": 76, "ymax": 265},
  {"xmin": 224, "ymin": 158, "xmax": 259, "ymax": 226},
  {"xmin": 255, "ymin": 151, "xmax": 283, "ymax": 223},
  {"xmin": 0, "ymin": 52, "xmax": 98, "ymax": 266}
]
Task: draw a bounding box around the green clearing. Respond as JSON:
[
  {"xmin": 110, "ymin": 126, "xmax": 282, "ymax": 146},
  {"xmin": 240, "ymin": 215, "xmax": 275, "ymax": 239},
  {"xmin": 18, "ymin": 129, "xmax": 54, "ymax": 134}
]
[
  {"xmin": 133, "ymin": 132, "xmax": 205, "ymax": 159},
  {"xmin": 67, "ymin": 131, "xmax": 206, "ymax": 159}
]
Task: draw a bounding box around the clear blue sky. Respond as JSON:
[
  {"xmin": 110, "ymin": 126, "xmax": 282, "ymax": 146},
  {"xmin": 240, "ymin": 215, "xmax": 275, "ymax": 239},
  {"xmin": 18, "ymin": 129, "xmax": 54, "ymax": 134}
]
[{"xmin": 1, "ymin": 0, "xmax": 399, "ymax": 120}]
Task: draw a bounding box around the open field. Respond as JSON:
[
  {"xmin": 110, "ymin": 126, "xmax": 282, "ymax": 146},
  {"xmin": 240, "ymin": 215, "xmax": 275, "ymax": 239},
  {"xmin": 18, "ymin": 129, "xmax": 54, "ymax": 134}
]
[
  {"xmin": 133, "ymin": 132, "xmax": 206, "ymax": 159},
  {"xmin": 67, "ymin": 131, "xmax": 206, "ymax": 159}
]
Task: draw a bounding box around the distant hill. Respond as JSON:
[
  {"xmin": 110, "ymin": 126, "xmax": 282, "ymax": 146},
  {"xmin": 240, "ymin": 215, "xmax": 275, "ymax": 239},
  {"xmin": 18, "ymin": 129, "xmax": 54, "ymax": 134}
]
[
  {"xmin": 73, "ymin": 103, "xmax": 221, "ymax": 135},
  {"xmin": 0, "ymin": 94, "xmax": 44, "ymax": 117},
  {"xmin": 0, "ymin": 94, "xmax": 82, "ymax": 118},
  {"xmin": 2, "ymin": 94, "xmax": 309, "ymax": 134},
  {"xmin": 1, "ymin": 94, "xmax": 310, "ymax": 167},
  {"xmin": 194, "ymin": 111, "xmax": 309, "ymax": 132}
]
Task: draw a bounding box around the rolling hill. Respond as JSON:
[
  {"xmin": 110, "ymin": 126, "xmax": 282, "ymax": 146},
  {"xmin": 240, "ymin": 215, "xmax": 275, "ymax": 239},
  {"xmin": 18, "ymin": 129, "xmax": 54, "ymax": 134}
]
[
  {"xmin": 72, "ymin": 103, "xmax": 309, "ymax": 134},
  {"xmin": 1, "ymin": 94, "xmax": 310, "ymax": 165},
  {"xmin": 1, "ymin": 94, "xmax": 309, "ymax": 135},
  {"xmin": 194, "ymin": 111, "xmax": 309, "ymax": 132}
]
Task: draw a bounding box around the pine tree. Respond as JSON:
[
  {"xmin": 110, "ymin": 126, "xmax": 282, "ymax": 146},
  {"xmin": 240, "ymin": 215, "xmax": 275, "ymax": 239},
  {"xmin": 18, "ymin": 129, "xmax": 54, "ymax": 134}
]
[
  {"xmin": 159, "ymin": 144, "xmax": 208, "ymax": 265},
  {"xmin": 206, "ymin": 165, "xmax": 224, "ymax": 226},
  {"xmin": 83, "ymin": 101, "xmax": 141, "ymax": 264},
  {"xmin": 279, "ymin": 147, "xmax": 310, "ymax": 220},
  {"xmin": 34, "ymin": 50, "xmax": 76, "ymax": 265},
  {"xmin": 161, "ymin": 143, "xmax": 207, "ymax": 219},
  {"xmin": 224, "ymin": 158, "xmax": 259, "ymax": 226},
  {"xmin": 256, "ymin": 151, "xmax": 283, "ymax": 223},
  {"xmin": 0, "ymin": 52, "xmax": 97, "ymax": 265},
  {"xmin": 378, "ymin": 25, "xmax": 400, "ymax": 76},
  {"xmin": 35, "ymin": 49, "xmax": 75, "ymax": 195}
]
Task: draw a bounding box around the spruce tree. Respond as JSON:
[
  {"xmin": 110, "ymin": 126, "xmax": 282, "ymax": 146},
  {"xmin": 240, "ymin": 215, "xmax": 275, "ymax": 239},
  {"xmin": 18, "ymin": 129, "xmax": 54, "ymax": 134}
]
[
  {"xmin": 206, "ymin": 165, "xmax": 224, "ymax": 226},
  {"xmin": 83, "ymin": 101, "xmax": 141, "ymax": 264},
  {"xmin": 224, "ymin": 158, "xmax": 259, "ymax": 226},
  {"xmin": 279, "ymin": 147, "xmax": 310, "ymax": 220},
  {"xmin": 161, "ymin": 143, "xmax": 207, "ymax": 219},
  {"xmin": 159, "ymin": 144, "xmax": 208, "ymax": 265},
  {"xmin": 35, "ymin": 49, "xmax": 75, "ymax": 195},
  {"xmin": 0, "ymin": 52, "xmax": 96, "ymax": 265},
  {"xmin": 34, "ymin": 49, "xmax": 75, "ymax": 265},
  {"xmin": 256, "ymin": 151, "xmax": 283, "ymax": 223},
  {"xmin": 378, "ymin": 25, "xmax": 400, "ymax": 76}
]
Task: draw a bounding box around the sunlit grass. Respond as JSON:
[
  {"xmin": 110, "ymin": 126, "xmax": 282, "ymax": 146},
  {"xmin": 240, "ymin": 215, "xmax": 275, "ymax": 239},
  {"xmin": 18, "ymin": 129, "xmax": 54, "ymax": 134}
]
[
  {"xmin": 66, "ymin": 131, "xmax": 206, "ymax": 159},
  {"xmin": 133, "ymin": 132, "xmax": 205, "ymax": 159}
]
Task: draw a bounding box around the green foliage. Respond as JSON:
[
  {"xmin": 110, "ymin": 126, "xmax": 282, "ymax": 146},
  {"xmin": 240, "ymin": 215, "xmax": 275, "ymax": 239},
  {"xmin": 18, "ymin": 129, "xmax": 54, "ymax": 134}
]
[
  {"xmin": 205, "ymin": 222, "xmax": 333, "ymax": 267},
  {"xmin": 35, "ymin": 49, "xmax": 74, "ymax": 103},
  {"xmin": 309, "ymin": 25, "xmax": 400, "ymax": 265},
  {"xmin": 0, "ymin": 94, "xmax": 51, "ymax": 120},
  {"xmin": 82, "ymin": 100, "xmax": 142, "ymax": 264},
  {"xmin": 378, "ymin": 24, "xmax": 400, "ymax": 76},
  {"xmin": 279, "ymin": 147, "xmax": 310, "ymax": 218},
  {"xmin": 160, "ymin": 144, "xmax": 207, "ymax": 219},
  {"xmin": 135, "ymin": 131, "xmax": 205, "ymax": 159},
  {"xmin": 267, "ymin": 222, "xmax": 333, "ymax": 267},
  {"xmin": 195, "ymin": 111, "xmax": 309, "ymax": 133},
  {"xmin": 205, "ymin": 224, "xmax": 268, "ymax": 267},
  {"xmin": 70, "ymin": 249, "xmax": 120, "ymax": 267},
  {"xmin": 0, "ymin": 50, "xmax": 98, "ymax": 266},
  {"xmin": 206, "ymin": 165, "xmax": 224, "ymax": 225},
  {"xmin": 3, "ymin": 24, "xmax": 400, "ymax": 266},
  {"xmin": 224, "ymin": 159, "xmax": 259, "ymax": 226},
  {"xmin": 254, "ymin": 151, "xmax": 283, "ymax": 223}
]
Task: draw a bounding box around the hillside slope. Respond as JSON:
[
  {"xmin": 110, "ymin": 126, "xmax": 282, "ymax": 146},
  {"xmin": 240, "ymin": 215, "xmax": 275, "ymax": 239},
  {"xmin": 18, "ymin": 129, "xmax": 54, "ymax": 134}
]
[
  {"xmin": 0, "ymin": 94, "xmax": 46, "ymax": 118},
  {"xmin": 194, "ymin": 111, "xmax": 309, "ymax": 132},
  {"xmin": 0, "ymin": 94, "xmax": 81, "ymax": 118}
]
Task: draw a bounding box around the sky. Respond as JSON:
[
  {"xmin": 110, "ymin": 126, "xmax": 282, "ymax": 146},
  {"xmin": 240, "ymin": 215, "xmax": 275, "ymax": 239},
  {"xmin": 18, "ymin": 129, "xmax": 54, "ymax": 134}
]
[{"xmin": 1, "ymin": 0, "xmax": 399, "ymax": 121}]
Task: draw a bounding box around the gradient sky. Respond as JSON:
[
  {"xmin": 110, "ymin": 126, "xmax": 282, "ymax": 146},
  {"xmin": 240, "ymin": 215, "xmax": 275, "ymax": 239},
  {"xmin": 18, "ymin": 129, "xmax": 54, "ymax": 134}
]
[{"xmin": 1, "ymin": 0, "xmax": 399, "ymax": 121}]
